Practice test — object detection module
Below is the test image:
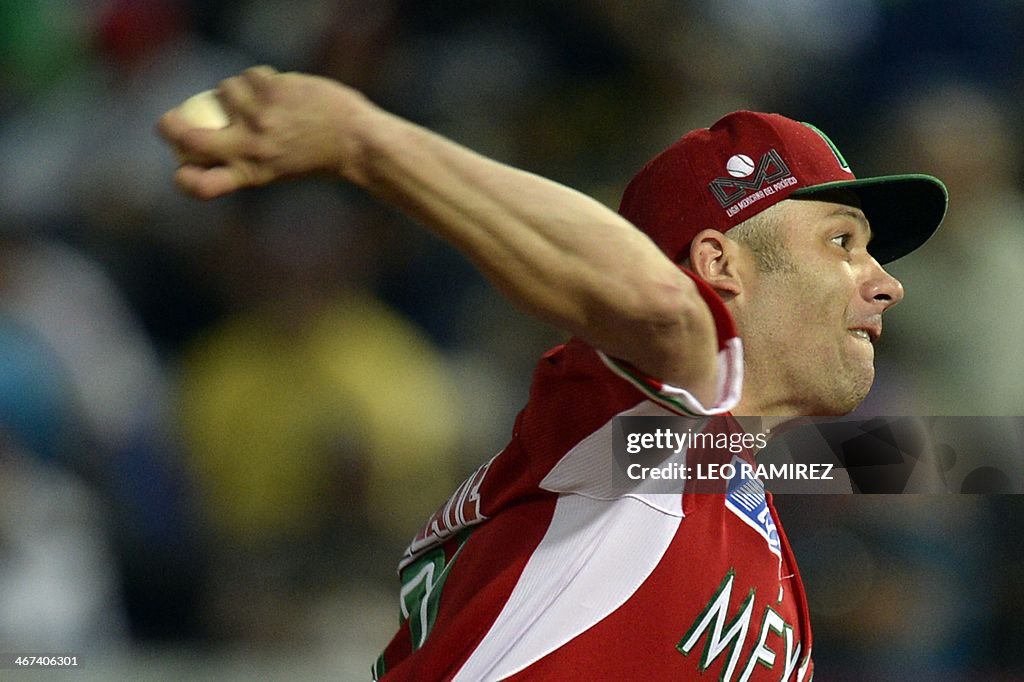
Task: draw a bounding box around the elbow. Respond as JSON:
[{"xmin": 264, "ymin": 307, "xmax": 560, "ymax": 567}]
[
  {"xmin": 598, "ymin": 275, "xmax": 720, "ymax": 396},
  {"xmin": 584, "ymin": 272, "xmax": 715, "ymax": 349},
  {"xmin": 626, "ymin": 275, "xmax": 711, "ymax": 338}
]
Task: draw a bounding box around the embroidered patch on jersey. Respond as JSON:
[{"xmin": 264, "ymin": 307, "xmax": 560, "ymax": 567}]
[{"xmin": 724, "ymin": 456, "xmax": 781, "ymax": 562}]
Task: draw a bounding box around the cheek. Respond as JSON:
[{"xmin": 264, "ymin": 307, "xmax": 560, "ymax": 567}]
[
  {"xmin": 740, "ymin": 266, "xmax": 850, "ymax": 348},
  {"xmin": 774, "ymin": 277, "xmax": 851, "ymax": 355},
  {"xmin": 778, "ymin": 276, "xmax": 843, "ymax": 328}
]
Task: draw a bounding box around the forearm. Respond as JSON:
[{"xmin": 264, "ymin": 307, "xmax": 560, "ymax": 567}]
[{"xmin": 347, "ymin": 106, "xmax": 700, "ymax": 348}]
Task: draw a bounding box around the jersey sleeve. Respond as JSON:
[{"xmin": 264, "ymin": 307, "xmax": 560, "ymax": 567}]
[{"xmin": 596, "ymin": 267, "xmax": 742, "ymax": 417}]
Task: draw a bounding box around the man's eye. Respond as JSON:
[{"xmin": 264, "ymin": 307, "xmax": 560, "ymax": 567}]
[{"xmin": 831, "ymin": 234, "xmax": 851, "ymax": 249}]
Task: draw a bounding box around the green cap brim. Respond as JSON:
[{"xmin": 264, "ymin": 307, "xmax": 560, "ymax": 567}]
[{"xmin": 791, "ymin": 174, "xmax": 948, "ymax": 264}]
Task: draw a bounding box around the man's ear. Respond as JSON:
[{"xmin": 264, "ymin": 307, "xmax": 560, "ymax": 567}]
[{"xmin": 687, "ymin": 229, "xmax": 745, "ymax": 297}]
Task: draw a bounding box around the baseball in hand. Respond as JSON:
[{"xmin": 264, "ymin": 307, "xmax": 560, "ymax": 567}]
[
  {"xmin": 177, "ymin": 89, "xmax": 229, "ymax": 129},
  {"xmin": 172, "ymin": 89, "xmax": 229, "ymax": 163}
]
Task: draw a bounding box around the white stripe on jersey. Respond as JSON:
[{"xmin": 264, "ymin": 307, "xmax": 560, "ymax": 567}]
[
  {"xmin": 539, "ymin": 400, "xmax": 699, "ymax": 516},
  {"xmin": 452, "ymin": 493, "xmax": 680, "ymax": 681}
]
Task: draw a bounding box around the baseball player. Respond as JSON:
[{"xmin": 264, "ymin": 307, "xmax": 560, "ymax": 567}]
[{"xmin": 159, "ymin": 66, "xmax": 946, "ymax": 680}]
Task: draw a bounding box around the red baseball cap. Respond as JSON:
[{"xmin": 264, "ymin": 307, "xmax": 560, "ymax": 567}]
[{"xmin": 619, "ymin": 111, "xmax": 948, "ymax": 264}]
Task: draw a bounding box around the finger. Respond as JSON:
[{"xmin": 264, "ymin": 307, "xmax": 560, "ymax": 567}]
[
  {"xmin": 157, "ymin": 111, "xmax": 206, "ymax": 164},
  {"xmin": 161, "ymin": 112, "xmax": 244, "ymax": 167},
  {"xmin": 244, "ymin": 65, "xmax": 279, "ymax": 94},
  {"xmin": 217, "ymin": 74, "xmax": 260, "ymax": 126},
  {"xmin": 157, "ymin": 110, "xmax": 224, "ymax": 161},
  {"xmin": 173, "ymin": 164, "xmax": 249, "ymax": 200},
  {"xmin": 217, "ymin": 66, "xmax": 279, "ymax": 124},
  {"xmin": 156, "ymin": 108, "xmax": 193, "ymax": 145}
]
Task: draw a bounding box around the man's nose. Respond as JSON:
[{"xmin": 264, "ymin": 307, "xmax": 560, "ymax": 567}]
[{"xmin": 862, "ymin": 258, "xmax": 905, "ymax": 311}]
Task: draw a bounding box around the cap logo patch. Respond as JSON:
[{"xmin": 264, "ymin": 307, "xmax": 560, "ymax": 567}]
[{"xmin": 708, "ymin": 149, "xmax": 797, "ymax": 217}]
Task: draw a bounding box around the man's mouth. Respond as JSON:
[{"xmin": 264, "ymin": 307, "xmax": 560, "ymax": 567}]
[{"xmin": 848, "ymin": 325, "xmax": 880, "ymax": 343}]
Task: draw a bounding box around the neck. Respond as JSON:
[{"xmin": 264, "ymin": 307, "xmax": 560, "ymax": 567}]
[
  {"xmin": 730, "ymin": 392, "xmax": 810, "ymax": 441},
  {"xmin": 730, "ymin": 415, "xmax": 795, "ymax": 441},
  {"xmin": 731, "ymin": 394, "xmax": 802, "ymax": 428}
]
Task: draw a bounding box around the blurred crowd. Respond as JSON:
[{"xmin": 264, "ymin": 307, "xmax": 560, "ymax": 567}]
[{"xmin": 1, "ymin": 0, "xmax": 1022, "ymax": 679}]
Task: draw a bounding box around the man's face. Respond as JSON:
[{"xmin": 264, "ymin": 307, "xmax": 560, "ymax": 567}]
[{"xmin": 733, "ymin": 194, "xmax": 905, "ymax": 416}]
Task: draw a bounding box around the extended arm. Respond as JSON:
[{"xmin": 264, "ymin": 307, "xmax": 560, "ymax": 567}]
[{"xmin": 158, "ymin": 67, "xmax": 719, "ymax": 403}]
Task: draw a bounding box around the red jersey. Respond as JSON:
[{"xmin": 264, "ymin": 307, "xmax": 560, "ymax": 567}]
[{"xmin": 374, "ymin": 272, "xmax": 814, "ymax": 681}]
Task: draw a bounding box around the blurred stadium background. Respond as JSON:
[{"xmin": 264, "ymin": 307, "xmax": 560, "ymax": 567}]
[{"xmin": 1, "ymin": 1, "xmax": 1023, "ymax": 679}]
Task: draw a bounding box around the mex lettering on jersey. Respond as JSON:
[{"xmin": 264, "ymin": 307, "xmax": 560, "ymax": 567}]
[
  {"xmin": 677, "ymin": 569, "xmax": 811, "ymax": 682},
  {"xmin": 403, "ymin": 458, "xmax": 492, "ymax": 566}
]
